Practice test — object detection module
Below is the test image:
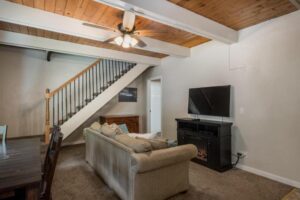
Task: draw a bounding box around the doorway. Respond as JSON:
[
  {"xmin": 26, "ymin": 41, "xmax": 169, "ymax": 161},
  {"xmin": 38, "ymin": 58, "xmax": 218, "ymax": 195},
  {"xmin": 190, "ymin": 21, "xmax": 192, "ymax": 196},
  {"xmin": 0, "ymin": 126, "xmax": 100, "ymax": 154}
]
[{"xmin": 148, "ymin": 78, "xmax": 162, "ymax": 133}]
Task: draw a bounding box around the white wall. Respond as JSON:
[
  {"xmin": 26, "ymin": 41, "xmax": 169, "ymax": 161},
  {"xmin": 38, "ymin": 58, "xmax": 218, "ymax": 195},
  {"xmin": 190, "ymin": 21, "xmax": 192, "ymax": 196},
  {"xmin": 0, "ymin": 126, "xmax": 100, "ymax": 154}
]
[
  {"xmin": 96, "ymin": 74, "xmax": 147, "ymax": 132},
  {"xmin": 0, "ymin": 45, "xmax": 95, "ymax": 138},
  {"xmin": 143, "ymin": 10, "xmax": 300, "ymax": 186},
  {"xmin": 150, "ymin": 80, "xmax": 162, "ymax": 133}
]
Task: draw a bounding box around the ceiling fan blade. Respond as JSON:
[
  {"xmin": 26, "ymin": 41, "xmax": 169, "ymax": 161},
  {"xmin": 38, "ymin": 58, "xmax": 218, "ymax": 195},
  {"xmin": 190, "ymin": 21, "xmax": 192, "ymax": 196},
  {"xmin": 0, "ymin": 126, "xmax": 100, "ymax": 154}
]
[
  {"xmin": 132, "ymin": 36, "xmax": 147, "ymax": 48},
  {"xmin": 122, "ymin": 10, "xmax": 136, "ymax": 31},
  {"xmin": 104, "ymin": 37, "xmax": 118, "ymax": 43},
  {"xmin": 82, "ymin": 22, "xmax": 118, "ymax": 32}
]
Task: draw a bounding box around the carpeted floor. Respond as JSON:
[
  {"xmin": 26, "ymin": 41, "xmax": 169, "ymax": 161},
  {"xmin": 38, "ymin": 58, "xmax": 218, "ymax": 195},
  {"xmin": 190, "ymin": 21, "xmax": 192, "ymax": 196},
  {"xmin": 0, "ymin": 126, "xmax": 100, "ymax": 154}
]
[
  {"xmin": 52, "ymin": 145, "xmax": 294, "ymax": 200},
  {"xmin": 282, "ymin": 189, "xmax": 300, "ymax": 200}
]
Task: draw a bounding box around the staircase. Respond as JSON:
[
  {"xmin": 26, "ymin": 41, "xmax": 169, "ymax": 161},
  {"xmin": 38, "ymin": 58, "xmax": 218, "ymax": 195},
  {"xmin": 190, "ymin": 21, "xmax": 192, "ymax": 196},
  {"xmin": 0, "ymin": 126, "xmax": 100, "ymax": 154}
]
[{"xmin": 44, "ymin": 58, "xmax": 150, "ymax": 143}]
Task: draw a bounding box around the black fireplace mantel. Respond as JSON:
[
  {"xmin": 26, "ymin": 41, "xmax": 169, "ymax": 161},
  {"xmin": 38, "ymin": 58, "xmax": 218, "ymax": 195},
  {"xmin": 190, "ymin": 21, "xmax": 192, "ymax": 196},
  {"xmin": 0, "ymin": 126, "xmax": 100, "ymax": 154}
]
[{"xmin": 176, "ymin": 118, "xmax": 233, "ymax": 172}]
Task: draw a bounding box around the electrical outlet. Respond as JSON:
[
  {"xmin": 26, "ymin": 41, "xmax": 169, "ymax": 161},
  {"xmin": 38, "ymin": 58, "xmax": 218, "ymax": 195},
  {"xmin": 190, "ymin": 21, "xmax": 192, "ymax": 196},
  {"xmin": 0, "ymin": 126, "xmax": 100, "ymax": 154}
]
[{"xmin": 237, "ymin": 151, "xmax": 247, "ymax": 158}]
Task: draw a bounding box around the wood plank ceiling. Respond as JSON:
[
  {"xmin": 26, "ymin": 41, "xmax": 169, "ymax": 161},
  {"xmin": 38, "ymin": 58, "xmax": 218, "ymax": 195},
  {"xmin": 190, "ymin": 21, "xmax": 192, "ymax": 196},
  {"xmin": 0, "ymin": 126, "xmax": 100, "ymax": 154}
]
[
  {"xmin": 1, "ymin": 0, "xmax": 298, "ymax": 58},
  {"xmin": 168, "ymin": 0, "xmax": 297, "ymax": 30},
  {"xmin": 6, "ymin": 0, "xmax": 210, "ymax": 48}
]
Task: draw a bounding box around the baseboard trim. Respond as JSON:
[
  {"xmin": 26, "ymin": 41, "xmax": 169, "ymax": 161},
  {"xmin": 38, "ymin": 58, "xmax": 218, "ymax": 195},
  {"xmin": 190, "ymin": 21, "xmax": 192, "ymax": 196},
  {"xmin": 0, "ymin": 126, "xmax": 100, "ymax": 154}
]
[{"xmin": 236, "ymin": 164, "xmax": 300, "ymax": 188}]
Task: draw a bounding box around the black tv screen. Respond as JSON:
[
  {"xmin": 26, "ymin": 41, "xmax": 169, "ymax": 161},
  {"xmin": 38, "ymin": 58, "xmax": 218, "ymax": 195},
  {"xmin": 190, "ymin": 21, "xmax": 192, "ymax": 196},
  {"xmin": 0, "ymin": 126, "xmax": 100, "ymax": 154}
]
[{"xmin": 188, "ymin": 85, "xmax": 230, "ymax": 117}]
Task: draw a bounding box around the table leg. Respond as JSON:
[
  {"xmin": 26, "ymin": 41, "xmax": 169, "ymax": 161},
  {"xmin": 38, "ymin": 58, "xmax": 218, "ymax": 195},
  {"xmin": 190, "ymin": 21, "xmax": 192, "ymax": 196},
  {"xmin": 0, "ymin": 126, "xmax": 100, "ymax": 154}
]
[{"xmin": 25, "ymin": 184, "xmax": 40, "ymax": 200}]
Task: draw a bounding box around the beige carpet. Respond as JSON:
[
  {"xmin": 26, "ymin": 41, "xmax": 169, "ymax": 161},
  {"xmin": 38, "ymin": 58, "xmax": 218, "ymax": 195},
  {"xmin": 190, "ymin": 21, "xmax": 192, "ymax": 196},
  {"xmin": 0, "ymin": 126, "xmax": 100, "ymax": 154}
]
[{"xmin": 52, "ymin": 145, "xmax": 293, "ymax": 200}]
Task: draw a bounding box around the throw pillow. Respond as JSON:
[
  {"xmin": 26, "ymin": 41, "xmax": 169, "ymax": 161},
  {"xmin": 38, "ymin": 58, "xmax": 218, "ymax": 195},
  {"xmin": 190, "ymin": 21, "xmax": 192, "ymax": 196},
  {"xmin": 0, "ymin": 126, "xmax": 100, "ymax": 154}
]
[
  {"xmin": 167, "ymin": 139, "xmax": 178, "ymax": 147},
  {"xmin": 90, "ymin": 122, "xmax": 101, "ymax": 132},
  {"xmin": 118, "ymin": 124, "xmax": 129, "ymax": 134},
  {"xmin": 115, "ymin": 134, "xmax": 152, "ymax": 153}
]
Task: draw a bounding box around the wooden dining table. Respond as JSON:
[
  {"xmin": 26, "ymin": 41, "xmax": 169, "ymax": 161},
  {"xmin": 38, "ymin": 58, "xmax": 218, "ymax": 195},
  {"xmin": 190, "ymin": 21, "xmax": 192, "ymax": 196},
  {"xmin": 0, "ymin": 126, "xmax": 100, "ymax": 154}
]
[{"xmin": 0, "ymin": 138, "xmax": 41, "ymax": 200}]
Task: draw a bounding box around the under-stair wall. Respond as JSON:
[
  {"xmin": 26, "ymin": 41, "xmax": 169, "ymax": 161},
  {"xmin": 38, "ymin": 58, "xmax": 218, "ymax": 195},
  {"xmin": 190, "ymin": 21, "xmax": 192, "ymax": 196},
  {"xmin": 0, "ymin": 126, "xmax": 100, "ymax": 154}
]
[{"xmin": 44, "ymin": 58, "xmax": 150, "ymax": 142}]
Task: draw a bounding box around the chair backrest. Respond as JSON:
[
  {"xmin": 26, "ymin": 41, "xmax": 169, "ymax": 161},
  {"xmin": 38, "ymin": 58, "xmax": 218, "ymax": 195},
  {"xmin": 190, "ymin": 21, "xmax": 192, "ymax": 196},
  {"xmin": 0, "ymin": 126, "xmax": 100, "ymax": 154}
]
[
  {"xmin": 40, "ymin": 126, "xmax": 63, "ymax": 200},
  {"xmin": 0, "ymin": 125, "xmax": 7, "ymax": 143}
]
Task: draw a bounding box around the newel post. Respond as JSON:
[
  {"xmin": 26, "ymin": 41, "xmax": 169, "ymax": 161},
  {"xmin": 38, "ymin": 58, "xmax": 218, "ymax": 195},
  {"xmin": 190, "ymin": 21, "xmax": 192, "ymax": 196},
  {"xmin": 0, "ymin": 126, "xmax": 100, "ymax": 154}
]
[{"xmin": 45, "ymin": 88, "xmax": 51, "ymax": 144}]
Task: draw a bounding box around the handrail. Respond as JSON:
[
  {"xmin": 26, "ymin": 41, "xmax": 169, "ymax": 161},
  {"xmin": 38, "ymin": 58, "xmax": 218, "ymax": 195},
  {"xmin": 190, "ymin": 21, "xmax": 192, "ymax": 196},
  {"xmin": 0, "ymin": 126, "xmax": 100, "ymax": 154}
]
[{"xmin": 48, "ymin": 59, "xmax": 101, "ymax": 97}]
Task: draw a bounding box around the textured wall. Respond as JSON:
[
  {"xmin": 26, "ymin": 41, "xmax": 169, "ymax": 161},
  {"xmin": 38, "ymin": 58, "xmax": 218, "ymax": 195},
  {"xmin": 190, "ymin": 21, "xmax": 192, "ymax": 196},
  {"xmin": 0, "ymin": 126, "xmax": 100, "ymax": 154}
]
[
  {"xmin": 143, "ymin": 10, "xmax": 300, "ymax": 184},
  {"xmin": 0, "ymin": 45, "xmax": 95, "ymax": 138}
]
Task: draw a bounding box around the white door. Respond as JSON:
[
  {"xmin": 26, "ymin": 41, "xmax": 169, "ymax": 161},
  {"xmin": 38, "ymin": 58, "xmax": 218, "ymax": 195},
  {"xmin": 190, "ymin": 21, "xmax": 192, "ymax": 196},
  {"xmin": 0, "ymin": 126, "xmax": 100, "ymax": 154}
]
[{"xmin": 150, "ymin": 79, "xmax": 161, "ymax": 133}]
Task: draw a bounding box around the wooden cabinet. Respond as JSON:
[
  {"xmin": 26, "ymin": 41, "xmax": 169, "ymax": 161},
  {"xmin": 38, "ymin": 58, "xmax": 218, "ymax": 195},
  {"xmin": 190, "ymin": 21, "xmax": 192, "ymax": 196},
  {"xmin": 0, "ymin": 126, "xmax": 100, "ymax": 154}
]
[{"xmin": 100, "ymin": 115, "xmax": 139, "ymax": 133}]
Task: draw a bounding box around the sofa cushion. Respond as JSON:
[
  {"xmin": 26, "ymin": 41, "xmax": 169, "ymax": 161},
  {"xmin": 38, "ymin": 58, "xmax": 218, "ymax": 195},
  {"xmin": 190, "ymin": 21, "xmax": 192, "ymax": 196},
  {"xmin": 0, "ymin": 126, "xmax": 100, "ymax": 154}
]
[
  {"xmin": 101, "ymin": 123, "xmax": 117, "ymax": 138},
  {"xmin": 136, "ymin": 137, "xmax": 168, "ymax": 150},
  {"xmin": 115, "ymin": 134, "xmax": 152, "ymax": 153},
  {"xmin": 90, "ymin": 122, "xmax": 101, "ymax": 132}
]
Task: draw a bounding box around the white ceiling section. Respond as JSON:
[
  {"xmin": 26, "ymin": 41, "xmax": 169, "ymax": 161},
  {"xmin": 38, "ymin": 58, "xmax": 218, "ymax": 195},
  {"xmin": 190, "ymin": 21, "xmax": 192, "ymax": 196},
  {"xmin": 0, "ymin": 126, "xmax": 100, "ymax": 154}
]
[
  {"xmin": 0, "ymin": 30, "xmax": 161, "ymax": 65},
  {"xmin": 94, "ymin": 0, "xmax": 239, "ymax": 44},
  {"xmin": 0, "ymin": 1, "xmax": 190, "ymax": 58}
]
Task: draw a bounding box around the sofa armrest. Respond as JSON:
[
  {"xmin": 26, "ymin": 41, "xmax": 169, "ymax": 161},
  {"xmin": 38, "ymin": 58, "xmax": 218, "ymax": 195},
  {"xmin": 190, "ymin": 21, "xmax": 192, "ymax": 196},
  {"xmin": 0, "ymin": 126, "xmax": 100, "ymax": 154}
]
[{"xmin": 131, "ymin": 144, "xmax": 197, "ymax": 173}]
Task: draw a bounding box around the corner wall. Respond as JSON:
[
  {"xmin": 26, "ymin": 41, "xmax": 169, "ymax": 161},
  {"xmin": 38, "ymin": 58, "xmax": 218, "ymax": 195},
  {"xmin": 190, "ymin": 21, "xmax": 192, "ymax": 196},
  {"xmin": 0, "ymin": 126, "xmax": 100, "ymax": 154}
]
[
  {"xmin": 0, "ymin": 45, "xmax": 95, "ymax": 138},
  {"xmin": 143, "ymin": 10, "xmax": 300, "ymax": 186}
]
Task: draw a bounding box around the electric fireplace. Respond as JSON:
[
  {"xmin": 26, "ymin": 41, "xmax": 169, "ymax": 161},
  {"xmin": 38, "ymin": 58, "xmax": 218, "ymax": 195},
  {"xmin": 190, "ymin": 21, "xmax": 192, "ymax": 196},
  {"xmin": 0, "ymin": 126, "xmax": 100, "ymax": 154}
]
[{"xmin": 176, "ymin": 118, "xmax": 233, "ymax": 172}]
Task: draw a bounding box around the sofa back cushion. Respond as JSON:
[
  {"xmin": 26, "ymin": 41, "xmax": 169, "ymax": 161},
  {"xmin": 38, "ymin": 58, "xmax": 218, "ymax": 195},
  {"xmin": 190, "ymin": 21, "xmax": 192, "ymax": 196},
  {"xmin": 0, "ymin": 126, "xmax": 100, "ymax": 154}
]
[
  {"xmin": 136, "ymin": 137, "xmax": 168, "ymax": 150},
  {"xmin": 100, "ymin": 123, "xmax": 124, "ymax": 138},
  {"xmin": 115, "ymin": 134, "xmax": 152, "ymax": 153}
]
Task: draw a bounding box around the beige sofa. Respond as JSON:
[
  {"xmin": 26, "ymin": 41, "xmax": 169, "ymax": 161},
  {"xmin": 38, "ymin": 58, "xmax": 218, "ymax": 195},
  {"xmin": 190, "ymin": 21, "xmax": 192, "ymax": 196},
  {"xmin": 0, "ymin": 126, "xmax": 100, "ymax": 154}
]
[{"xmin": 84, "ymin": 128, "xmax": 197, "ymax": 200}]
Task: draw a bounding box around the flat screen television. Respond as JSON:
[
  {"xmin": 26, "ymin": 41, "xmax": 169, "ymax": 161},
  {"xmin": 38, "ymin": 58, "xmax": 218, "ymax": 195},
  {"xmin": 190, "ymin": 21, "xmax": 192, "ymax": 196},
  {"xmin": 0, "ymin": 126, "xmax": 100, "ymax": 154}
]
[{"xmin": 188, "ymin": 85, "xmax": 230, "ymax": 117}]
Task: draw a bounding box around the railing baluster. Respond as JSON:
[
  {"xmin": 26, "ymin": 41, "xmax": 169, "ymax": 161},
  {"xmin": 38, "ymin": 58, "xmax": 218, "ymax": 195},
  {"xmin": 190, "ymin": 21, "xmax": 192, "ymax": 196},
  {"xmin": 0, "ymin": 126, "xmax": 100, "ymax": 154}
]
[
  {"xmin": 105, "ymin": 59, "xmax": 108, "ymax": 88},
  {"xmin": 98, "ymin": 63, "xmax": 101, "ymax": 94},
  {"xmin": 118, "ymin": 61, "xmax": 121, "ymax": 77},
  {"xmin": 52, "ymin": 94, "xmax": 55, "ymax": 126},
  {"xmin": 107, "ymin": 59, "xmax": 110, "ymax": 85},
  {"xmin": 122, "ymin": 61, "xmax": 125, "ymax": 73},
  {"xmin": 110, "ymin": 60, "xmax": 112, "ymax": 83},
  {"xmin": 69, "ymin": 84, "xmax": 72, "ymax": 116},
  {"xmin": 85, "ymin": 71, "xmax": 87, "ymax": 104},
  {"xmin": 102, "ymin": 60, "xmax": 105, "ymax": 91},
  {"xmin": 74, "ymin": 80, "xmax": 76, "ymax": 115},
  {"xmin": 65, "ymin": 86, "xmax": 67, "ymax": 120},
  {"xmin": 92, "ymin": 66, "xmax": 94, "ymax": 98},
  {"xmin": 78, "ymin": 78, "xmax": 80, "ymax": 111},
  {"xmin": 114, "ymin": 61, "xmax": 116, "ymax": 79},
  {"xmin": 57, "ymin": 93, "xmax": 59, "ymax": 126},
  {"xmin": 89, "ymin": 69, "xmax": 91, "ymax": 101},
  {"xmin": 82, "ymin": 75, "xmax": 84, "ymax": 107},
  {"xmin": 61, "ymin": 90, "xmax": 63, "ymax": 123},
  {"xmin": 112, "ymin": 60, "xmax": 115, "ymax": 83},
  {"xmin": 96, "ymin": 63, "xmax": 98, "ymax": 94},
  {"xmin": 112, "ymin": 60, "xmax": 114, "ymax": 82}
]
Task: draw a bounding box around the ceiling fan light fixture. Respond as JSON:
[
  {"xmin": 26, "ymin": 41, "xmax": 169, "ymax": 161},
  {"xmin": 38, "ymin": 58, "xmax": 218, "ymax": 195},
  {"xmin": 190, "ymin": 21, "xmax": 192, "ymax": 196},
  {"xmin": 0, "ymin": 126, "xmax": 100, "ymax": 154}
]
[
  {"xmin": 122, "ymin": 42, "xmax": 130, "ymax": 48},
  {"xmin": 130, "ymin": 37, "xmax": 138, "ymax": 47},
  {"xmin": 122, "ymin": 34, "xmax": 131, "ymax": 48},
  {"xmin": 114, "ymin": 36, "xmax": 123, "ymax": 46}
]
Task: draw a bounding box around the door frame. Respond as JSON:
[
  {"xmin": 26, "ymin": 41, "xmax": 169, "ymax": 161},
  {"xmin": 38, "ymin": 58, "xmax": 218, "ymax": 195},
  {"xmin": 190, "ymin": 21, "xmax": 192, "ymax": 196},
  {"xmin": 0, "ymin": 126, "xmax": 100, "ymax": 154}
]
[{"xmin": 147, "ymin": 76, "xmax": 163, "ymax": 133}]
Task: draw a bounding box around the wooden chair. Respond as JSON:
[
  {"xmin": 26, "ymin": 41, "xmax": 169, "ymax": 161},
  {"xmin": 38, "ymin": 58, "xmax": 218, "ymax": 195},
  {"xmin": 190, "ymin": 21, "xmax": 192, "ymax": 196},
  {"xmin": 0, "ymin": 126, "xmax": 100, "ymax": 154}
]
[
  {"xmin": 40, "ymin": 126, "xmax": 63, "ymax": 200},
  {"xmin": 0, "ymin": 125, "xmax": 7, "ymax": 144}
]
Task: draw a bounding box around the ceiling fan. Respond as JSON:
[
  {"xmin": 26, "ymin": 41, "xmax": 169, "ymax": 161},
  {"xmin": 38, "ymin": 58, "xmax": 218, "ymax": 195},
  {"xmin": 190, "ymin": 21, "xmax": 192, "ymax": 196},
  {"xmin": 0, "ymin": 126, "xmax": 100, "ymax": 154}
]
[{"xmin": 83, "ymin": 10, "xmax": 156, "ymax": 48}]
